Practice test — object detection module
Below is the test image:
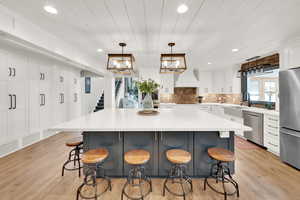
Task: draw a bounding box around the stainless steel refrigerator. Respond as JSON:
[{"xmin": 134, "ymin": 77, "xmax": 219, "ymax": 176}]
[{"xmin": 279, "ymin": 67, "xmax": 300, "ymax": 169}]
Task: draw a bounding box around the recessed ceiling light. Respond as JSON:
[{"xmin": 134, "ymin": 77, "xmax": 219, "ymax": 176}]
[
  {"xmin": 177, "ymin": 4, "xmax": 188, "ymax": 14},
  {"xmin": 44, "ymin": 5, "xmax": 58, "ymax": 15},
  {"xmin": 97, "ymin": 48, "xmax": 103, "ymax": 53},
  {"xmin": 232, "ymin": 48, "xmax": 239, "ymax": 52},
  {"xmin": 208, "ymin": 62, "xmax": 212, "ymax": 65}
]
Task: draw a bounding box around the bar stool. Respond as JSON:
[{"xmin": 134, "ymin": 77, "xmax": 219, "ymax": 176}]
[
  {"xmin": 163, "ymin": 149, "xmax": 193, "ymax": 200},
  {"xmin": 204, "ymin": 147, "xmax": 239, "ymax": 200},
  {"xmin": 76, "ymin": 149, "xmax": 112, "ymax": 200},
  {"xmin": 121, "ymin": 149, "xmax": 152, "ymax": 200},
  {"xmin": 62, "ymin": 137, "xmax": 83, "ymax": 177}
]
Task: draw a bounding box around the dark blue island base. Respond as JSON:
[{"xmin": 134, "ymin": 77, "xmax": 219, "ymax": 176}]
[{"xmin": 82, "ymin": 131, "xmax": 235, "ymax": 178}]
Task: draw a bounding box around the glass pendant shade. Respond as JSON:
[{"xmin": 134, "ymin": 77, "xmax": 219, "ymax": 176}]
[
  {"xmin": 107, "ymin": 43, "xmax": 134, "ymax": 75},
  {"xmin": 160, "ymin": 43, "xmax": 187, "ymax": 74}
]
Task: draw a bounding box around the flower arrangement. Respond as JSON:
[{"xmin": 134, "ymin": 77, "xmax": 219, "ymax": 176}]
[{"xmin": 136, "ymin": 79, "xmax": 160, "ymax": 94}]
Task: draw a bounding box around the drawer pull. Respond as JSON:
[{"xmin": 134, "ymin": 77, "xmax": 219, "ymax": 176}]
[
  {"xmin": 267, "ymin": 132, "xmax": 278, "ymax": 137},
  {"xmin": 268, "ymin": 118, "xmax": 278, "ymax": 122},
  {"xmin": 268, "ymin": 142, "xmax": 278, "ymax": 147},
  {"xmin": 268, "ymin": 125, "xmax": 278, "ymax": 129}
]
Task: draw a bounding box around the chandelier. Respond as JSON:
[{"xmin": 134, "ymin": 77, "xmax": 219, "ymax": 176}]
[
  {"xmin": 160, "ymin": 43, "xmax": 187, "ymax": 74},
  {"xmin": 107, "ymin": 43, "xmax": 134, "ymax": 75}
]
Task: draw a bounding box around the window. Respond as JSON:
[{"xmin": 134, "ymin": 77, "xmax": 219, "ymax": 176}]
[{"xmin": 247, "ymin": 70, "xmax": 278, "ymax": 103}]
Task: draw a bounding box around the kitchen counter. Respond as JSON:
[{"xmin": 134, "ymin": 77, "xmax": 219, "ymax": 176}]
[
  {"xmin": 199, "ymin": 103, "xmax": 279, "ymax": 116},
  {"xmin": 52, "ymin": 107, "xmax": 251, "ymax": 132},
  {"xmin": 51, "ymin": 107, "xmax": 251, "ymax": 178}
]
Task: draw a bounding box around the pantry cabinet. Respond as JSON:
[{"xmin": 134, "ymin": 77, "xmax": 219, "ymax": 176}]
[{"xmin": 0, "ymin": 46, "xmax": 84, "ymax": 157}]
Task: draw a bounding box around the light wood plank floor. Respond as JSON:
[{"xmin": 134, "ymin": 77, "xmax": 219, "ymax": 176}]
[{"xmin": 0, "ymin": 132, "xmax": 299, "ymax": 200}]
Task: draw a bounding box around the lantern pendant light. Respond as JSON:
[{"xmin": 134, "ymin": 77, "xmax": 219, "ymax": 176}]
[
  {"xmin": 160, "ymin": 42, "xmax": 187, "ymax": 74},
  {"xmin": 107, "ymin": 43, "xmax": 134, "ymax": 75}
]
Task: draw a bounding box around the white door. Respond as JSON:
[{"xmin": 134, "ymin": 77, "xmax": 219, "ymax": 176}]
[
  {"xmin": 39, "ymin": 63, "xmax": 52, "ymax": 129},
  {"xmin": 8, "ymin": 52, "xmax": 28, "ymax": 81},
  {"xmin": 0, "ymin": 82, "xmax": 8, "ymax": 145},
  {"xmin": 7, "ymin": 81, "xmax": 27, "ymax": 142},
  {"xmin": 28, "ymin": 61, "xmax": 40, "ymax": 135},
  {"xmin": 0, "ymin": 49, "xmax": 9, "ymax": 82}
]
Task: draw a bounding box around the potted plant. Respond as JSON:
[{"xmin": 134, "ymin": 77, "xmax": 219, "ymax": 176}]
[{"xmin": 136, "ymin": 79, "xmax": 160, "ymax": 110}]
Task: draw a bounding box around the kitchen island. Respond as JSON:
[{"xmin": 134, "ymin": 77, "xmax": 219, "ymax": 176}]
[{"xmin": 52, "ymin": 107, "xmax": 251, "ymax": 177}]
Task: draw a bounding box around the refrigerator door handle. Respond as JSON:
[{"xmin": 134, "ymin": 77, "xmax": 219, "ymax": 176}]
[{"xmin": 281, "ymin": 129, "xmax": 300, "ymax": 138}]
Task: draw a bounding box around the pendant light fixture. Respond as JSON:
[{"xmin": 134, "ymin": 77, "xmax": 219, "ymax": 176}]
[
  {"xmin": 160, "ymin": 43, "xmax": 187, "ymax": 74},
  {"xmin": 107, "ymin": 43, "xmax": 134, "ymax": 75}
]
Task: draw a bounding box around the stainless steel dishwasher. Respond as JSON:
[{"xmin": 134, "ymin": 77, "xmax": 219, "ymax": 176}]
[{"xmin": 243, "ymin": 110, "xmax": 264, "ymax": 145}]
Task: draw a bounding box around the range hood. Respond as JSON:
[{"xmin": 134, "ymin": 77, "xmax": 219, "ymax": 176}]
[{"xmin": 175, "ymin": 68, "xmax": 200, "ymax": 88}]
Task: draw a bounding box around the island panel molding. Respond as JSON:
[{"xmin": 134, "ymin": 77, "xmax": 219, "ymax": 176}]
[{"xmin": 82, "ymin": 131, "xmax": 234, "ymax": 177}]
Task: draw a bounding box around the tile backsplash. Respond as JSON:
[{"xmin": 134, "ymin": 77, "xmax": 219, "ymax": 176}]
[
  {"xmin": 160, "ymin": 93, "xmax": 242, "ymax": 104},
  {"xmin": 201, "ymin": 94, "xmax": 242, "ymax": 104}
]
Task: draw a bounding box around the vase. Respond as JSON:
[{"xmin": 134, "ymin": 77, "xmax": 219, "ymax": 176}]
[{"xmin": 142, "ymin": 93, "xmax": 153, "ymax": 110}]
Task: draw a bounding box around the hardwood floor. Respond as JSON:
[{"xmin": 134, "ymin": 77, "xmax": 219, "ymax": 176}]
[{"xmin": 0, "ymin": 132, "xmax": 299, "ymax": 200}]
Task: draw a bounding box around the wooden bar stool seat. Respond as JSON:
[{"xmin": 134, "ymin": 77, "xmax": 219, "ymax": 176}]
[
  {"xmin": 166, "ymin": 149, "xmax": 191, "ymax": 164},
  {"xmin": 76, "ymin": 148, "xmax": 112, "ymax": 200},
  {"xmin": 81, "ymin": 148, "xmax": 109, "ymax": 164},
  {"xmin": 62, "ymin": 137, "xmax": 83, "ymax": 177},
  {"xmin": 124, "ymin": 149, "xmax": 150, "ymax": 165},
  {"xmin": 163, "ymin": 149, "xmax": 193, "ymax": 200},
  {"xmin": 65, "ymin": 137, "xmax": 83, "ymax": 147},
  {"xmin": 208, "ymin": 148, "xmax": 235, "ymax": 162},
  {"xmin": 204, "ymin": 147, "xmax": 239, "ymax": 200},
  {"xmin": 121, "ymin": 149, "xmax": 152, "ymax": 200}
]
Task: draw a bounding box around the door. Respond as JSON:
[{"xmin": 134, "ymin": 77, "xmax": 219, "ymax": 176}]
[
  {"xmin": 280, "ymin": 128, "xmax": 300, "ymax": 169},
  {"xmin": 53, "ymin": 66, "xmax": 66, "ymax": 125},
  {"xmin": 279, "ymin": 68, "xmax": 300, "ymax": 131},
  {"xmin": 28, "ymin": 61, "xmax": 40, "ymax": 135},
  {"xmin": 158, "ymin": 132, "xmax": 193, "ymax": 176},
  {"xmin": 83, "ymin": 132, "xmax": 123, "ymax": 177},
  {"xmin": 124, "ymin": 132, "xmax": 158, "ymax": 176},
  {"xmin": 7, "ymin": 82, "xmax": 27, "ymax": 142},
  {"xmin": 0, "ymin": 82, "xmax": 8, "ymax": 145},
  {"xmin": 0, "ymin": 49, "xmax": 8, "ymax": 82},
  {"xmin": 40, "ymin": 64, "xmax": 52, "ymax": 129}
]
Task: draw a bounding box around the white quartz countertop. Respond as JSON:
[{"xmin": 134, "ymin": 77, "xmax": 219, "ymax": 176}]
[
  {"xmin": 199, "ymin": 103, "xmax": 279, "ymax": 116},
  {"xmin": 52, "ymin": 107, "xmax": 251, "ymax": 132}
]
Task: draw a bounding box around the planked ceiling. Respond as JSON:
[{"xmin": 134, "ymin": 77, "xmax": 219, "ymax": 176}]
[{"xmin": 1, "ymin": 0, "xmax": 300, "ymax": 71}]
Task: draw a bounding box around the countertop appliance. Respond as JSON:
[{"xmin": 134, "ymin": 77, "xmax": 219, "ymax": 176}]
[
  {"xmin": 279, "ymin": 67, "xmax": 300, "ymax": 169},
  {"xmin": 243, "ymin": 110, "xmax": 264, "ymax": 145}
]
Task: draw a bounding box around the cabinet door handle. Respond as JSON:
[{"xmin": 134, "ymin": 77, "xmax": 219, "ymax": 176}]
[
  {"xmin": 119, "ymin": 132, "xmax": 121, "ymax": 141},
  {"xmin": 155, "ymin": 132, "xmax": 157, "ymax": 141},
  {"xmin": 267, "ymin": 132, "xmax": 278, "ymax": 137},
  {"xmin": 59, "ymin": 93, "xmax": 62, "ymax": 104},
  {"xmin": 40, "ymin": 94, "xmax": 43, "ymax": 106},
  {"xmin": 62, "ymin": 93, "xmax": 64, "ymax": 103},
  {"xmin": 13, "ymin": 95, "xmax": 16, "ymax": 109},
  {"xmin": 160, "ymin": 132, "xmax": 163, "ymax": 141},
  {"xmin": 43, "ymin": 94, "xmax": 46, "ymax": 105},
  {"xmin": 13, "ymin": 68, "xmax": 16, "ymax": 77},
  {"xmin": 8, "ymin": 95, "xmax": 12, "ymax": 109},
  {"xmin": 9, "ymin": 67, "xmax": 12, "ymax": 77},
  {"xmin": 268, "ymin": 142, "xmax": 278, "ymax": 147},
  {"xmin": 268, "ymin": 125, "xmax": 278, "ymax": 129},
  {"xmin": 268, "ymin": 118, "xmax": 278, "ymax": 122}
]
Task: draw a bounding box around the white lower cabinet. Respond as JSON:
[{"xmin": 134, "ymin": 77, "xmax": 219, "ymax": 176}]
[{"xmin": 264, "ymin": 114, "xmax": 280, "ymax": 155}]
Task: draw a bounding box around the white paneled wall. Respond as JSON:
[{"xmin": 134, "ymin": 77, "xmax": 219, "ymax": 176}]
[{"xmin": 0, "ymin": 42, "xmax": 92, "ymax": 157}]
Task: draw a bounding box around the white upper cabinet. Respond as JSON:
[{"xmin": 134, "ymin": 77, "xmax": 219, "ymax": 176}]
[
  {"xmin": 160, "ymin": 74, "xmax": 174, "ymax": 94},
  {"xmin": 198, "ymin": 71, "xmax": 212, "ymax": 94}
]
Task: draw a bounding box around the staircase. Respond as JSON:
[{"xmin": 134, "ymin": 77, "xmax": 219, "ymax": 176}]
[{"xmin": 93, "ymin": 93, "xmax": 104, "ymax": 112}]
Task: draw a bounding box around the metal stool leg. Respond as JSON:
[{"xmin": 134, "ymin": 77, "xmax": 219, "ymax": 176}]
[
  {"xmin": 77, "ymin": 163, "xmax": 111, "ymax": 200},
  {"xmin": 121, "ymin": 165, "xmax": 152, "ymax": 200},
  {"xmin": 163, "ymin": 164, "xmax": 193, "ymax": 200},
  {"xmin": 204, "ymin": 161, "xmax": 240, "ymax": 199}
]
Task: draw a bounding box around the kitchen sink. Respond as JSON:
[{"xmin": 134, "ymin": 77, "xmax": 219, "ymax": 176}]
[{"xmin": 223, "ymin": 106, "xmax": 243, "ymax": 118}]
